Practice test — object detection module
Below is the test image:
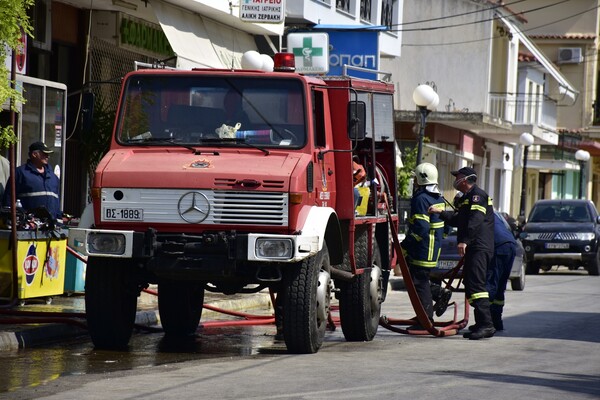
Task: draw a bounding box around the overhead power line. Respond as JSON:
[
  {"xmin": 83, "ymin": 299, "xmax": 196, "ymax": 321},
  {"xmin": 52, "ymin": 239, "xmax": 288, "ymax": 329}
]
[
  {"xmin": 389, "ymin": 0, "xmax": 570, "ymax": 33},
  {"xmin": 402, "ymin": 2, "xmax": 599, "ymax": 47}
]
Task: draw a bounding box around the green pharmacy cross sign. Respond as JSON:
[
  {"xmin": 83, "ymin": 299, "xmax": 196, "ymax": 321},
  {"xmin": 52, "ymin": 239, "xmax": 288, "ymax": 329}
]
[
  {"xmin": 287, "ymin": 33, "xmax": 329, "ymax": 74},
  {"xmin": 292, "ymin": 37, "xmax": 324, "ymax": 67}
]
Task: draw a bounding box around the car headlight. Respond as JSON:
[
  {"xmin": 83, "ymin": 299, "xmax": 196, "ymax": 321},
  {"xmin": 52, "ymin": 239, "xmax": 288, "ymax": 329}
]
[
  {"xmin": 523, "ymin": 232, "xmax": 540, "ymax": 240},
  {"xmin": 574, "ymin": 232, "xmax": 595, "ymax": 241},
  {"xmin": 88, "ymin": 233, "xmax": 126, "ymax": 255},
  {"xmin": 256, "ymin": 238, "xmax": 293, "ymax": 259}
]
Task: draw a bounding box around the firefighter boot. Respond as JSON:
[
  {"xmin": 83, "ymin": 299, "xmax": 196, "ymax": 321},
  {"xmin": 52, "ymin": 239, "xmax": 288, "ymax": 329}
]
[
  {"xmin": 491, "ymin": 309, "xmax": 504, "ymax": 331},
  {"xmin": 467, "ymin": 299, "xmax": 495, "ymax": 340},
  {"xmin": 433, "ymin": 288, "xmax": 452, "ymax": 317},
  {"xmin": 463, "ymin": 308, "xmax": 483, "ymax": 338},
  {"xmin": 490, "ymin": 303, "xmax": 504, "ymax": 330}
]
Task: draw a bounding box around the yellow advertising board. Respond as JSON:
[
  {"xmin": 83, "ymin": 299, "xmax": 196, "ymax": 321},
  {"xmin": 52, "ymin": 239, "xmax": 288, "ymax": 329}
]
[{"xmin": 0, "ymin": 230, "xmax": 66, "ymax": 300}]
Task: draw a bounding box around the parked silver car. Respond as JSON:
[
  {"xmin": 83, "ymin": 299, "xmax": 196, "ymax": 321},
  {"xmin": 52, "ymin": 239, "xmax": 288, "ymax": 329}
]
[{"xmin": 430, "ymin": 211, "xmax": 526, "ymax": 291}]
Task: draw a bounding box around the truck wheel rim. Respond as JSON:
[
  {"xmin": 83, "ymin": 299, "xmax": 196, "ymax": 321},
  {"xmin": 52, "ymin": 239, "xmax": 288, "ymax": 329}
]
[
  {"xmin": 316, "ymin": 270, "xmax": 331, "ymax": 325},
  {"xmin": 369, "ymin": 265, "xmax": 382, "ymax": 313}
]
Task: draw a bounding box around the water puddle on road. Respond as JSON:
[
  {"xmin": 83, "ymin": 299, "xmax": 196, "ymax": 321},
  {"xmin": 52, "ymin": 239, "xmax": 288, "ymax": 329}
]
[{"xmin": 0, "ymin": 324, "xmax": 281, "ymax": 394}]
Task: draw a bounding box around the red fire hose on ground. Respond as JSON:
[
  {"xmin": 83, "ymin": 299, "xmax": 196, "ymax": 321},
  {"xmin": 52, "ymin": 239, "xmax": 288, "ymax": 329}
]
[
  {"xmin": 0, "ymin": 246, "xmax": 278, "ymax": 333},
  {"xmin": 378, "ymin": 202, "xmax": 469, "ymax": 336},
  {"xmin": 2, "ymin": 212, "xmax": 468, "ymax": 338}
]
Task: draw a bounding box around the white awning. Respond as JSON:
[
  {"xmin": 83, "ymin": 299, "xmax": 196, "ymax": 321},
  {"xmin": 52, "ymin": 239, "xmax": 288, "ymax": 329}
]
[
  {"xmin": 497, "ymin": 13, "xmax": 578, "ymax": 103},
  {"xmin": 152, "ymin": 1, "xmax": 258, "ymax": 70}
]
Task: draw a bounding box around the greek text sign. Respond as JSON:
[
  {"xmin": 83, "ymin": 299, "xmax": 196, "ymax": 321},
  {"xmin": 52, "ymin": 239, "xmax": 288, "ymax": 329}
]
[{"xmin": 240, "ymin": 0, "xmax": 285, "ymax": 23}]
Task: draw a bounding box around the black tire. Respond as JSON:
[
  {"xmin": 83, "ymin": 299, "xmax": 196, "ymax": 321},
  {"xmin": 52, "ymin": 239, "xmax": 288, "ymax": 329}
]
[
  {"xmin": 338, "ymin": 230, "xmax": 383, "ymax": 342},
  {"xmin": 85, "ymin": 257, "xmax": 139, "ymax": 349},
  {"xmin": 511, "ymin": 262, "xmax": 526, "ymax": 291},
  {"xmin": 587, "ymin": 252, "xmax": 600, "ymax": 276},
  {"xmin": 158, "ymin": 280, "xmax": 205, "ymax": 336},
  {"xmin": 283, "ymin": 244, "xmax": 332, "ymax": 354},
  {"xmin": 525, "ymin": 260, "xmax": 540, "ymax": 275}
]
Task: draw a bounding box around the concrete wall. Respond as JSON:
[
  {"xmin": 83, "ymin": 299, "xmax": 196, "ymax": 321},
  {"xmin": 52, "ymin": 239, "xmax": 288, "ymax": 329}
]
[
  {"xmin": 382, "ymin": 0, "xmax": 492, "ymax": 113},
  {"xmin": 513, "ymin": 0, "xmax": 599, "ymax": 130}
]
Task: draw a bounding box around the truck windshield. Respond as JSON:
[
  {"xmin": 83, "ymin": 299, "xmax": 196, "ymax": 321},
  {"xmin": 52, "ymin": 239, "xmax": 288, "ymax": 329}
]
[{"xmin": 117, "ymin": 75, "xmax": 306, "ymax": 148}]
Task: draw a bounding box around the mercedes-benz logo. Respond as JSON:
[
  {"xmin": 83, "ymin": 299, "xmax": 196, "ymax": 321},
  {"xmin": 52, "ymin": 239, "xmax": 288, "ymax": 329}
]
[{"xmin": 177, "ymin": 191, "xmax": 210, "ymax": 223}]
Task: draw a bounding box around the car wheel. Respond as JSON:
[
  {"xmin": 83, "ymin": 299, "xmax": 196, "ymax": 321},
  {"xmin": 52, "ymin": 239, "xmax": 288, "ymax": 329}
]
[
  {"xmin": 587, "ymin": 252, "xmax": 600, "ymax": 276},
  {"xmin": 525, "ymin": 260, "xmax": 539, "ymax": 275},
  {"xmin": 511, "ymin": 262, "xmax": 525, "ymax": 291}
]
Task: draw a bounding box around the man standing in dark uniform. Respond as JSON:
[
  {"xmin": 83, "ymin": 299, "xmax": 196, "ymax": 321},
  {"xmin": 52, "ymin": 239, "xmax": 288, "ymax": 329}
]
[{"xmin": 429, "ymin": 167, "xmax": 495, "ymax": 340}]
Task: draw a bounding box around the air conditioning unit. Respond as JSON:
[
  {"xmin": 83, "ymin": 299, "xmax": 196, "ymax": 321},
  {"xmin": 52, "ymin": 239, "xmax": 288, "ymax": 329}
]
[{"xmin": 557, "ymin": 47, "xmax": 583, "ymax": 64}]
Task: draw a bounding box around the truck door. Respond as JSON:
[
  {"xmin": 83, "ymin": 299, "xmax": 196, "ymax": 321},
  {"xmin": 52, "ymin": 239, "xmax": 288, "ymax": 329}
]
[{"xmin": 312, "ymin": 89, "xmax": 336, "ymax": 209}]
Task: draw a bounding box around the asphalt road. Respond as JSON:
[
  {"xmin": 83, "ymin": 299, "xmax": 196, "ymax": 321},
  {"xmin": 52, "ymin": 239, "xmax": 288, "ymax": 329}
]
[{"xmin": 3, "ymin": 270, "xmax": 600, "ymax": 400}]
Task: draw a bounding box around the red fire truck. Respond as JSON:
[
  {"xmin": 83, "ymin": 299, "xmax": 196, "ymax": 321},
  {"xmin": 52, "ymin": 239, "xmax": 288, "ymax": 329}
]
[{"xmin": 69, "ymin": 54, "xmax": 399, "ymax": 353}]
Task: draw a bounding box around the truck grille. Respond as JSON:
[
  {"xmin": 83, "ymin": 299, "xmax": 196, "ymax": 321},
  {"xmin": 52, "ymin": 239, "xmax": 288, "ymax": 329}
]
[
  {"xmin": 211, "ymin": 191, "xmax": 288, "ymax": 225},
  {"xmin": 101, "ymin": 188, "xmax": 288, "ymax": 226}
]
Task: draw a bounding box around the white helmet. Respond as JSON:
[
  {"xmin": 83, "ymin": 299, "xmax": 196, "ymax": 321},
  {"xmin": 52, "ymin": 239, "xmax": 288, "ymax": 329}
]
[{"xmin": 415, "ymin": 162, "xmax": 438, "ymax": 186}]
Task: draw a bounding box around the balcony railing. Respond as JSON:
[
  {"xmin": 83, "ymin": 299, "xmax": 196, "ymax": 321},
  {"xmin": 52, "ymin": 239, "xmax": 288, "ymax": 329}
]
[{"xmin": 488, "ymin": 93, "xmax": 557, "ymax": 128}]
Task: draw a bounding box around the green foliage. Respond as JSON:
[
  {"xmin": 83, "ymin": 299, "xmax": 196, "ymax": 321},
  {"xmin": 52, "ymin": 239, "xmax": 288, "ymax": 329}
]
[
  {"xmin": 397, "ymin": 137, "xmax": 431, "ymax": 198},
  {"xmin": 0, "ymin": 125, "xmax": 17, "ymax": 148},
  {"xmin": 0, "ymin": 0, "xmax": 34, "ymax": 149},
  {"xmin": 397, "ymin": 145, "xmax": 416, "ymax": 198}
]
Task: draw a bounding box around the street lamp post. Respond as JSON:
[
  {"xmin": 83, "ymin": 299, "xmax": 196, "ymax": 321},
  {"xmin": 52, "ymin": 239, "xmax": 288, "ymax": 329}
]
[
  {"xmin": 575, "ymin": 149, "xmax": 590, "ymax": 199},
  {"xmin": 412, "ymin": 84, "xmax": 439, "ymax": 165},
  {"xmin": 519, "ymin": 132, "xmax": 534, "ymax": 221}
]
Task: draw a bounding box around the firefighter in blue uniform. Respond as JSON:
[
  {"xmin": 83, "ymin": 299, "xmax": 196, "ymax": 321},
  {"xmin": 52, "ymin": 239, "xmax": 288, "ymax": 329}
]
[
  {"xmin": 487, "ymin": 212, "xmax": 517, "ymax": 331},
  {"xmin": 430, "ymin": 166, "xmax": 495, "ymax": 340},
  {"xmin": 2, "ymin": 141, "xmax": 61, "ymax": 220},
  {"xmin": 401, "ymin": 163, "xmax": 446, "ymax": 324}
]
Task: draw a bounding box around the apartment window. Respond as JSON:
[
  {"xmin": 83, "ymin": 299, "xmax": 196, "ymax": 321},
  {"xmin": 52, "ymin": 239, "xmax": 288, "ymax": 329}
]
[
  {"xmin": 29, "ymin": 0, "xmax": 51, "ymax": 51},
  {"xmin": 337, "ymin": 0, "xmax": 351, "ymax": 13},
  {"xmin": 381, "ymin": 0, "xmax": 396, "ymax": 29},
  {"xmin": 360, "ymin": 0, "xmax": 372, "ymax": 22}
]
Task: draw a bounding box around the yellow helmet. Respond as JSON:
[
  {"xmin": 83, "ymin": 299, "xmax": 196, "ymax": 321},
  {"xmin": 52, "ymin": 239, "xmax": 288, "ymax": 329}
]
[{"xmin": 415, "ymin": 162, "xmax": 438, "ymax": 186}]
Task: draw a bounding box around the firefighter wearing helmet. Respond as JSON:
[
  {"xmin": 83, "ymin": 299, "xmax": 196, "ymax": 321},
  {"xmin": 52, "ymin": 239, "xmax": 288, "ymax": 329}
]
[{"xmin": 401, "ymin": 163, "xmax": 448, "ymax": 327}]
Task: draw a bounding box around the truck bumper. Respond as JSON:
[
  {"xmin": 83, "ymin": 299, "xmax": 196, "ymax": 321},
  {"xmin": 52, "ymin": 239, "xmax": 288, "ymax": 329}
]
[{"xmin": 68, "ymin": 228, "xmax": 320, "ymax": 263}]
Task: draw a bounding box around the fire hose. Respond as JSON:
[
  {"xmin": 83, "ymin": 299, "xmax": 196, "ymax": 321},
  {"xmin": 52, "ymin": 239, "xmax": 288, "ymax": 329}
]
[
  {"xmin": 0, "ymin": 245, "xmax": 277, "ymax": 332},
  {"xmin": 378, "ymin": 196, "xmax": 469, "ymax": 336}
]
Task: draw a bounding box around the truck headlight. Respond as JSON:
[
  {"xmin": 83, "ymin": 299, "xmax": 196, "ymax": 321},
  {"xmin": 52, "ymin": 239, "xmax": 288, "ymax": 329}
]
[
  {"xmin": 256, "ymin": 238, "xmax": 293, "ymax": 259},
  {"xmin": 88, "ymin": 233, "xmax": 126, "ymax": 255}
]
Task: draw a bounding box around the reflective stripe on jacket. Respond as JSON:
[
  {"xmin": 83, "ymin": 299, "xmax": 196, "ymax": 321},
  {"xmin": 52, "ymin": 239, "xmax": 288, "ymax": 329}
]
[
  {"xmin": 441, "ymin": 184, "xmax": 494, "ymax": 251},
  {"xmin": 401, "ymin": 189, "xmax": 445, "ymax": 267},
  {"xmin": 2, "ymin": 160, "xmax": 61, "ymax": 219}
]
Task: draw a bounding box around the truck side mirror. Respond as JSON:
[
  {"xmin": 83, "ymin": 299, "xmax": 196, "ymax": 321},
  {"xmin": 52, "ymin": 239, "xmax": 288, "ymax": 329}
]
[
  {"xmin": 80, "ymin": 92, "xmax": 95, "ymax": 133},
  {"xmin": 347, "ymin": 101, "xmax": 366, "ymax": 140}
]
